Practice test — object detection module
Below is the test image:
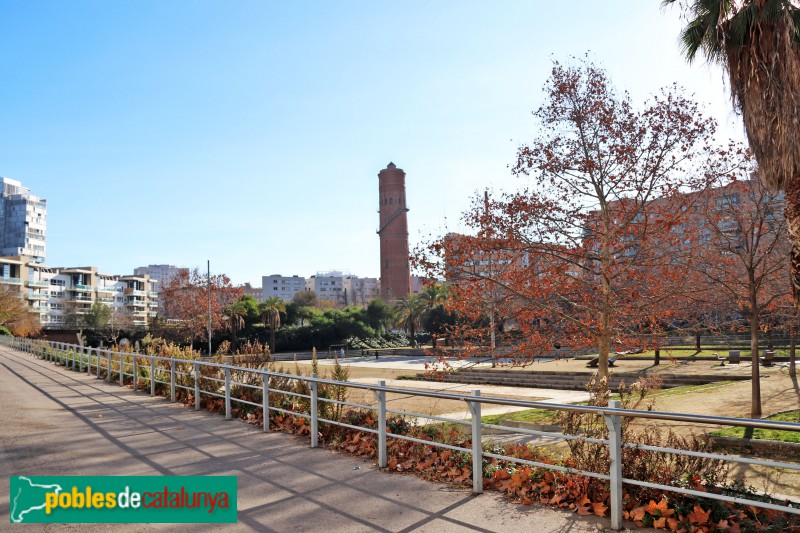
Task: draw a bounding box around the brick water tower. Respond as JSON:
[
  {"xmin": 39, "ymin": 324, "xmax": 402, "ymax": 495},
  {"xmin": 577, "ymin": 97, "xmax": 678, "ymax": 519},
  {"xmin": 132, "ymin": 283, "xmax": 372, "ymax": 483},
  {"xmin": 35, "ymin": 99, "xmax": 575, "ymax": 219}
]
[{"xmin": 377, "ymin": 162, "xmax": 411, "ymax": 300}]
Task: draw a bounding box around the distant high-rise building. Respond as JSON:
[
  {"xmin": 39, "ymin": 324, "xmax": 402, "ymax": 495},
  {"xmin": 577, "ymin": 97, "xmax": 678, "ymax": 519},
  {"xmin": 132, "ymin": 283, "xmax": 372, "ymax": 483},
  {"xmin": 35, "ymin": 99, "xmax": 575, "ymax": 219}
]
[
  {"xmin": 377, "ymin": 163, "xmax": 411, "ymax": 300},
  {"xmin": 0, "ymin": 177, "xmax": 46, "ymax": 263},
  {"xmin": 262, "ymin": 274, "xmax": 306, "ymax": 302},
  {"xmin": 305, "ymin": 272, "xmax": 345, "ymax": 303},
  {"xmin": 133, "ymin": 264, "xmax": 188, "ymax": 293}
]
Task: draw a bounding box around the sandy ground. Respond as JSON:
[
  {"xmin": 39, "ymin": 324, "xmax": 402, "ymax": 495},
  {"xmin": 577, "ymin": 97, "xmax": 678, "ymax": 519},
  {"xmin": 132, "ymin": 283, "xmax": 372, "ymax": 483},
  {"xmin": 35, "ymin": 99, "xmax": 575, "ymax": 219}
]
[{"xmin": 288, "ymin": 355, "xmax": 800, "ymax": 500}]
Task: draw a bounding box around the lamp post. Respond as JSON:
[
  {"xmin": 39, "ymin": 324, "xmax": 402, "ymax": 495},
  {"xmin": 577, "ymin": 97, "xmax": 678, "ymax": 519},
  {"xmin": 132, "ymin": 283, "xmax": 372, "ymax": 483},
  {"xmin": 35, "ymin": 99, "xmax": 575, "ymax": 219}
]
[{"xmin": 207, "ymin": 260, "xmax": 212, "ymax": 356}]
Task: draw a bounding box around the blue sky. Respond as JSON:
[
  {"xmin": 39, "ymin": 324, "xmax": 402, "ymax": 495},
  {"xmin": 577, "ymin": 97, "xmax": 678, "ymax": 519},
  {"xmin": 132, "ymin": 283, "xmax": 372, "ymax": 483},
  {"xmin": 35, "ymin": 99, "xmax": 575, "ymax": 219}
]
[{"xmin": 0, "ymin": 1, "xmax": 743, "ymax": 285}]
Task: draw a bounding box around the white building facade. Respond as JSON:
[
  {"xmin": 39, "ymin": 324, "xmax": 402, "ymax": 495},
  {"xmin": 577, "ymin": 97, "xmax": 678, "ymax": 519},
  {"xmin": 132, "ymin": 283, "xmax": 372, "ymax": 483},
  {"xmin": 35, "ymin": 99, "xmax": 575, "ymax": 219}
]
[
  {"xmin": 133, "ymin": 264, "xmax": 188, "ymax": 293},
  {"xmin": 262, "ymin": 275, "xmax": 306, "ymax": 301},
  {"xmin": 0, "ymin": 177, "xmax": 47, "ymax": 263},
  {"xmin": 1, "ymin": 256, "xmax": 157, "ymax": 329}
]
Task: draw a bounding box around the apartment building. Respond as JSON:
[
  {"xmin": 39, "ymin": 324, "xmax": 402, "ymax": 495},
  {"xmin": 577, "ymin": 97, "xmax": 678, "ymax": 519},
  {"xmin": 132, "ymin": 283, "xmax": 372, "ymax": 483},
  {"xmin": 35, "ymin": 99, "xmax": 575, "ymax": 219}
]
[
  {"xmin": 0, "ymin": 177, "xmax": 46, "ymax": 263},
  {"xmin": 303, "ymin": 272, "xmax": 381, "ymax": 305},
  {"xmin": 0, "ymin": 256, "xmax": 158, "ymax": 329},
  {"xmin": 133, "ymin": 264, "xmax": 188, "ymax": 293},
  {"xmin": 262, "ymin": 275, "xmax": 306, "ymax": 302},
  {"xmin": 342, "ymin": 276, "xmax": 379, "ymax": 305},
  {"xmin": 305, "ymin": 272, "xmax": 345, "ymax": 303},
  {"xmin": 241, "ymin": 282, "xmax": 263, "ymax": 302}
]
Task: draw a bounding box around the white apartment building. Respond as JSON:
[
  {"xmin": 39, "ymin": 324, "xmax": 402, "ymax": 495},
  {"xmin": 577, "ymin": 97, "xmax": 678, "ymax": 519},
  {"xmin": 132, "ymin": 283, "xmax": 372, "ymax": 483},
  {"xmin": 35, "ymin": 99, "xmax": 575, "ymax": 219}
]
[
  {"xmin": 0, "ymin": 177, "xmax": 46, "ymax": 263},
  {"xmin": 262, "ymin": 275, "xmax": 306, "ymax": 302},
  {"xmin": 1, "ymin": 256, "xmax": 158, "ymax": 329},
  {"xmin": 133, "ymin": 264, "xmax": 187, "ymax": 293},
  {"xmin": 306, "ymin": 272, "xmax": 345, "ymax": 303},
  {"xmin": 342, "ymin": 276, "xmax": 379, "ymax": 305},
  {"xmin": 303, "ymin": 271, "xmax": 380, "ymax": 305}
]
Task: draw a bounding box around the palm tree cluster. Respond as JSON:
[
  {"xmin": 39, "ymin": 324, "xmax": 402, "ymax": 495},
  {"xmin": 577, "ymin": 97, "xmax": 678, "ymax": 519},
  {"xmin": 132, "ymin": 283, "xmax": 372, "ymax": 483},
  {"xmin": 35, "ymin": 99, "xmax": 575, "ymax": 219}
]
[{"xmin": 392, "ymin": 284, "xmax": 449, "ymax": 347}]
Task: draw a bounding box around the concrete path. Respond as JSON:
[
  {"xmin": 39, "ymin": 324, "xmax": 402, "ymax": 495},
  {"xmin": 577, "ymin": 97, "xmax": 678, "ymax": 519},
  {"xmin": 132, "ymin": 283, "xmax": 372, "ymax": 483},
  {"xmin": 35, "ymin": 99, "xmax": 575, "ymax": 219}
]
[{"xmin": 0, "ymin": 347, "xmax": 615, "ymax": 532}]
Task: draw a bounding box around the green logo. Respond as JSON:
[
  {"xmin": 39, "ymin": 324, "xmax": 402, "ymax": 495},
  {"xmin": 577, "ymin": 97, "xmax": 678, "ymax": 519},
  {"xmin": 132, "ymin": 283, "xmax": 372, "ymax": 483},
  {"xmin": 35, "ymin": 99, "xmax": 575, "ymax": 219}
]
[{"xmin": 9, "ymin": 476, "xmax": 237, "ymax": 524}]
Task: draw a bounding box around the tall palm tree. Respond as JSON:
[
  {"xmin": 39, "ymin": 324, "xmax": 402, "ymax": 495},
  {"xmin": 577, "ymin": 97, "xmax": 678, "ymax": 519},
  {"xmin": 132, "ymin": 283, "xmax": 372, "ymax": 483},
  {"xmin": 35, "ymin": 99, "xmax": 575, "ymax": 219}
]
[
  {"xmin": 260, "ymin": 297, "xmax": 286, "ymax": 353},
  {"xmin": 420, "ymin": 284, "xmax": 448, "ymax": 348},
  {"xmin": 224, "ymin": 301, "xmax": 247, "ymax": 352},
  {"xmin": 394, "ymin": 295, "xmax": 427, "ymax": 347},
  {"xmin": 666, "ymin": 0, "xmax": 800, "ymax": 417}
]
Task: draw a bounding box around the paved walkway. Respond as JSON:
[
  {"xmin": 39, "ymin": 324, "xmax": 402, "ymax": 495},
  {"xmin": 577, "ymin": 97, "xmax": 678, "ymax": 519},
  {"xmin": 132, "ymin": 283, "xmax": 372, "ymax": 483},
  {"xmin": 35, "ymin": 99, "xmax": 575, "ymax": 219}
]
[{"xmin": 0, "ymin": 347, "xmax": 612, "ymax": 532}]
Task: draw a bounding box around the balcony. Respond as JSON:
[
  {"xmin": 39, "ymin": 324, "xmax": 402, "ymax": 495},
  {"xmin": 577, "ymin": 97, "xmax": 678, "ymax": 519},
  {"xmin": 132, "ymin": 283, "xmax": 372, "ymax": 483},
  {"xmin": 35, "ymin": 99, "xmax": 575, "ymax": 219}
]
[
  {"xmin": 96, "ymin": 286, "xmax": 115, "ymax": 293},
  {"xmin": 147, "ymin": 311, "xmax": 157, "ymax": 317},
  {"xmin": 125, "ymin": 299, "xmax": 146, "ymax": 307},
  {"xmin": 70, "ymin": 295, "xmax": 93, "ymax": 302},
  {"xmin": 0, "ymin": 277, "xmax": 22, "ymax": 285},
  {"xmin": 70, "ymin": 284, "xmax": 93, "ymax": 292},
  {"xmin": 148, "ymin": 301, "xmax": 159, "ymax": 308},
  {"xmin": 148, "ymin": 292, "xmax": 158, "ymax": 298},
  {"xmin": 97, "ymin": 297, "xmax": 114, "ymax": 303},
  {"xmin": 27, "ymin": 280, "xmax": 50, "ymax": 288},
  {"xmin": 132, "ymin": 320, "xmax": 148, "ymax": 326},
  {"xmin": 124, "ymin": 289, "xmax": 147, "ymax": 297},
  {"xmin": 27, "ymin": 292, "xmax": 48, "ymax": 301}
]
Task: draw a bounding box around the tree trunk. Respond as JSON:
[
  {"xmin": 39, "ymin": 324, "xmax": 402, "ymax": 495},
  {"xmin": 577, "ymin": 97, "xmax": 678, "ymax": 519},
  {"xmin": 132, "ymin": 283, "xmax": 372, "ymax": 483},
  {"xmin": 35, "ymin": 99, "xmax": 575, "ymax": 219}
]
[
  {"xmin": 695, "ymin": 331, "xmax": 701, "ymax": 352},
  {"xmin": 270, "ymin": 328, "xmax": 276, "ymax": 354},
  {"xmin": 597, "ymin": 227, "xmax": 612, "ymax": 395},
  {"xmin": 490, "ymin": 312, "xmax": 496, "ymax": 368},
  {"xmin": 791, "ymin": 326, "xmax": 797, "ymax": 379},
  {"xmin": 654, "ymin": 347, "xmax": 660, "ymax": 366},
  {"xmin": 749, "ymin": 291, "xmax": 762, "ymax": 419},
  {"xmin": 786, "ymin": 179, "xmax": 800, "ymax": 347}
]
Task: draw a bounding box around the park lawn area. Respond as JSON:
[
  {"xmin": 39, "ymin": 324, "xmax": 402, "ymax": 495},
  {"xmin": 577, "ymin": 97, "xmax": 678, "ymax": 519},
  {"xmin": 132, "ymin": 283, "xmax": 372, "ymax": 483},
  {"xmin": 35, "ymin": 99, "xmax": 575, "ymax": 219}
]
[
  {"xmin": 482, "ymin": 408, "xmax": 557, "ymax": 426},
  {"xmin": 578, "ymin": 348, "xmax": 793, "ymax": 359},
  {"xmin": 710, "ymin": 410, "xmax": 800, "ymax": 443},
  {"xmin": 649, "ymin": 380, "xmax": 737, "ymax": 397},
  {"xmin": 475, "ymin": 382, "xmax": 740, "ymax": 427}
]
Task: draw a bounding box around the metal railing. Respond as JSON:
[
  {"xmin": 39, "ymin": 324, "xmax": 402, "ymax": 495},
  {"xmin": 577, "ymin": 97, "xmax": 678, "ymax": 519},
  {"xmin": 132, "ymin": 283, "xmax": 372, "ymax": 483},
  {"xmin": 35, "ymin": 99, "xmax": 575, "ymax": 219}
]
[{"xmin": 3, "ymin": 336, "xmax": 799, "ymax": 530}]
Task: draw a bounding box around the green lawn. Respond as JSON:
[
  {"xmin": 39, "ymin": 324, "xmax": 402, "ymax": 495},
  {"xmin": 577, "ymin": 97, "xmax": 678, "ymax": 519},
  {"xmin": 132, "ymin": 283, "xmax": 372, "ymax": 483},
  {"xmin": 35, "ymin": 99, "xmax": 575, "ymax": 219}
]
[
  {"xmin": 649, "ymin": 380, "xmax": 737, "ymax": 397},
  {"xmin": 482, "ymin": 408, "xmax": 557, "ymax": 426},
  {"xmin": 710, "ymin": 410, "xmax": 800, "ymax": 443},
  {"xmin": 578, "ymin": 348, "xmax": 790, "ymax": 359}
]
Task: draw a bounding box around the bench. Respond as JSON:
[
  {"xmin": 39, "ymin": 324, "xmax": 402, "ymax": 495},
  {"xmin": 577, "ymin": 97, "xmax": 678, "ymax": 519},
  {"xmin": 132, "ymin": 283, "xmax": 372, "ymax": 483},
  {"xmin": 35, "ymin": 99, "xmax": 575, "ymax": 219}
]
[
  {"xmin": 717, "ymin": 350, "xmax": 740, "ymax": 365},
  {"xmin": 586, "ymin": 354, "xmax": 617, "ymax": 368}
]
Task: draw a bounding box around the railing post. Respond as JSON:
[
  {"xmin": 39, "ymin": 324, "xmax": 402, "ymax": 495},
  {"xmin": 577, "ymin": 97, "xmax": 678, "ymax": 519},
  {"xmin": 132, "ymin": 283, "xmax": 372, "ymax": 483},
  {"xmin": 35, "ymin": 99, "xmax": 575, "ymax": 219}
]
[
  {"xmin": 310, "ymin": 373, "xmax": 318, "ymax": 448},
  {"xmin": 87, "ymin": 349, "xmax": 92, "ymax": 375},
  {"xmin": 224, "ymin": 368, "xmax": 231, "ymax": 420},
  {"xmin": 374, "ymin": 380, "xmax": 387, "ymax": 468},
  {"xmin": 604, "ymin": 399, "xmax": 623, "ymax": 531},
  {"xmin": 133, "ymin": 356, "xmax": 138, "ymax": 392},
  {"xmin": 119, "ymin": 353, "xmax": 125, "ymax": 387},
  {"xmin": 78, "ymin": 348, "xmax": 84, "ymax": 373},
  {"xmin": 467, "ymin": 389, "xmax": 483, "ymax": 494},
  {"xmin": 262, "ymin": 374, "xmax": 270, "ymax": 432},
  {"xmin": 170, "ymin": 360, "xmax": 176, "ymax": 402},
  {"xmin": 150, "ymin": 359, "xmax": 155, "ymax": 396},
  {"xmin": 106, "ymin": 352, "xmax": 112, "ymax": 383},
  {"xmin": 194, "ymin": 363, "xmax": 201, "ymax": 411}
]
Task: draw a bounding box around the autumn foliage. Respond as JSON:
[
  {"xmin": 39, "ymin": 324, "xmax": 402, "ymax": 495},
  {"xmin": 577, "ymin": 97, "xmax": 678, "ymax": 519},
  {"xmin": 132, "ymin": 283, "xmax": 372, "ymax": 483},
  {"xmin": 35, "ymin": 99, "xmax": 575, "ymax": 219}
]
[
  {"xmin": 32, "ymin": 340, "xmax": 799, "ymax": 532},
  {"xmin": 156, "ymin": 268, "xmax": 242, "ymax": 349},
  {"xmin": 417, "ymin": 57, "xmax": 723, "ymax": 386}
]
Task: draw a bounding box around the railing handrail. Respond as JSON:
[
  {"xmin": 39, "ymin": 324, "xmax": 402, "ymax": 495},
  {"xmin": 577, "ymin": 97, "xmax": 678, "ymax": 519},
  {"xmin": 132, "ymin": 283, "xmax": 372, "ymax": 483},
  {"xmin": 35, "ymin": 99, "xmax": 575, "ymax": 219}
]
[
  {"xmin": 35, "ymin": 342, "xmax": 797, "ymax": 432},
  {"xmin": 4, "ymin": 336, "xmax": 799, "ymax": 529}
]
